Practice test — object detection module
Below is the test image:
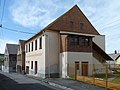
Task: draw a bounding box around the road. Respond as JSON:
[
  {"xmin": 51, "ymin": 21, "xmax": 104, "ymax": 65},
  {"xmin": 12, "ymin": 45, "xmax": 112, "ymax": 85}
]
[{"xmin": 0, "ymin": 72, "xmax": 61, "ymax": 90}]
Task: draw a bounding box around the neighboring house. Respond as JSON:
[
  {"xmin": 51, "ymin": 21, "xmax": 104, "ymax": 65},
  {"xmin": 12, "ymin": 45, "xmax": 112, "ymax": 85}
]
[
  {"xmin": 4, "ymin": 44, "xmax": 19, "ymax": 72},
  {"xmin": 0, "ymin": 54, "xmax": 4, "ymax": 70},
  {"xmin": 16, "ymin": 40, "xmax": 26, "ymax": 74},
  {"xmin": 109, "ymin": 51, "xmax": 120, "ymax": 68},
  {"xmin": 25, "ymin": 5, "xmax": 112, "ymax": 78}
]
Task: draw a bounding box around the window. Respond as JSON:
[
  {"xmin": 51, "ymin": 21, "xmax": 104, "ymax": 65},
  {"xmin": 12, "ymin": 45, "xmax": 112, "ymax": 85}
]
[
  {"xmin": 26, "ymin": 45, "xmax": 28, "ymax": 53},
  {"xmin": 82, "ymin": 37, "xmax": 89, "ymax": 46},
  {"xmin": 35, "ymin": 39, "xmax": 37, "ymax": 50},
  {"xmin": 29, "ymin": 43, "xmax": 30, "ymax": 52},
  {"xmin": 80, "ymin": 23, "xmax": 83, "ymax": 29},
  {"xmin": 31, "ymin": 61, "xmax": 33, "ymax": 69},
  {"xmin": 31, "ymin": 42, "xmax": 33, "ymax": 51},
  {"xmin": 70, "ymin": 36, "xmax": 79, "ymax": 45},
  {"xmin": 12, "ymin": 56, "xmax": 16, "ymax": 61},
  {"xmin": 39, "ymin": 37, "xmax": 42, "ymax": 49},
  {"xmin": 70, "ymin": 21, "xmax": 74, "ymax": 28},
  {"xmin": 75, "ymin": 61, "xmax": 79, "ymax": 70}
]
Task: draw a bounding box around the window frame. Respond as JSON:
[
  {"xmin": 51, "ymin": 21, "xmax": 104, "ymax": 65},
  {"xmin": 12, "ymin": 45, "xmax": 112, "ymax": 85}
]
[
  {"xmin": 81, "ymin": 37, "xmax": 90, "ymax": 46},
  {"xmin": 35, "ymin": 39, "xmax": 37, "ymax": 50},
  {"xmin": 31, "ymin": 61, "xmax": 33, "ymax": 69},
  {"xmin": 80, "ymin": 23, "xmax": 84, "ymax": 29},
  {"xmin": 31, "ymin": 42, "xmax": 33, "ymax": 51},
  {"xmin": 69, "ymin": 36, "xmax": 79, "ymax": 45},
  {"xmin": 39, "ymin": 37, "xmax": 42, "ymax": 49}
]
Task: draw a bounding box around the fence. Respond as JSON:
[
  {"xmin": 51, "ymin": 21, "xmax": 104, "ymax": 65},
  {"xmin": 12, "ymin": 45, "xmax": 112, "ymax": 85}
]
[{"xmin": 68, "ymin": 63, "xmax": 120, "ymax": 90}]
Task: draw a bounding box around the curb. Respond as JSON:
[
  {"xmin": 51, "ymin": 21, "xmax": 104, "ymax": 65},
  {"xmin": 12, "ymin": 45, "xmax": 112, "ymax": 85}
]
[{"xmin": 27, "ymin": 75, "xmax": 74, "ymax": 90}]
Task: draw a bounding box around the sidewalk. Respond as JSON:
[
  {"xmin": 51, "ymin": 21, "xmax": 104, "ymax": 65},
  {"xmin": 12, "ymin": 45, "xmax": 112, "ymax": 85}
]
[{"xmin": 27, "ymin": 75, "xmax": 110, "ymax": 90}]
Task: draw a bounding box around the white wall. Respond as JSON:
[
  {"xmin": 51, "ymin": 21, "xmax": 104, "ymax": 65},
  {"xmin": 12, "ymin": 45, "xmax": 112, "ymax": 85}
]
[
  {"xmin": 60, "ymin": 52, "xmax": 93, "ymax": 78},
  {"xmin": 93, "ymin": 35, "xmax": 105, "ymax": 51},
  {"xmin": 25, "ymin": 34, "xmax": 46, "ymax": 78},
  {"xmin": 25, "ymin": 31, "xmax": 60, "ymax": 78},
  {"xmin": 116, "ymin": 57, "xmax": 120, "ymax": 64},
  {"xmin": 45, "ymin": 31, "xmax": 59, "ymax": 77}
]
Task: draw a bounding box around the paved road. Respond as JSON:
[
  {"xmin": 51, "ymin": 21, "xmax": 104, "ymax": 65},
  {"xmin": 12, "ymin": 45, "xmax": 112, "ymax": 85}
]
[{"xmin": 0, "ymin": 72, "xmax": 61, "ymax": 90}]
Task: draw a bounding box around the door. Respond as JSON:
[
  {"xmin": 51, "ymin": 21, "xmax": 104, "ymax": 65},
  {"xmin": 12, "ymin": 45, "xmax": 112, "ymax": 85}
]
[
  {"xmin": 26, "ymin": 66, "xmax": 29, "ymax": 74},
  {"xmin": 82, "ymin": 62, "xmax": 88, "ymax": 76},
  {"xmin": 75, "ymin": 62, "xmax": 79, "ymax": 80},
  {"xmin": 35, "ymin": 61, "xmax": 37, "ymax": 74}
]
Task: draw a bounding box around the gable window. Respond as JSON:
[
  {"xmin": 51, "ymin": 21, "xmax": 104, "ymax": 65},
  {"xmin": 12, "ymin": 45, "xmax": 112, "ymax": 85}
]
[
  {"xmin": 39, "ymin": 37, "xmax": 42, "ymax": 49},
  {"xmin": 80, "ymin": 23, "xmax": 83, "ymax": 29},
  {"xmin": 31, "ymin": 42, "xmax": 33, "ymax": 51},
  {"xmin": 70, "ymin": 36, "xmax": 79, "ymax": 45},
  {"xmin": 29, "ymin": 43, "xmax": 30, "ymax": 52},
  {"xmin": 31, "ymin": 61, "xmax": 33, "ymax": 69},
  {"xmin": 70, "ymin": 21, "xmax": 74, "ymax": 28},
  {"xmin": 35, "ymin": 39, "xmax": 37, "ymax": 50},
  {"xmin": 82, "ymin": 37, "xmax": 89, "ymax": 46}
]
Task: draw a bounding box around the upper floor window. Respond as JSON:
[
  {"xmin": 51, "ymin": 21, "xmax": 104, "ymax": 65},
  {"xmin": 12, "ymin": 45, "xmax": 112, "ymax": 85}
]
[
  {"xmin": 70, "ymin": 21, "xmax": 74, "ymax": 28},
  {"xmin": 11, "ymin": 56, "xmax": 16, "ymax": 61},
  {"xmin": 39, "ymin": 37, "xmax": 42, "ymax": 49},
  {"xmin": 80, "ymin": 23, "xmax": 83, "ymax": 29},
  {"xmin": 29, "ymin": 43, "xmax": 30, "ymax": 52},
  {"xmin": 26, "ymin": 45, "xmax": 28, "ymax": 53},
  {"xmin": 35, "ymin": 39, "xmax": 37, "ymax": 50},
  {"xmin": 70, "ymin": 36, "xmax": 79, "ymax": 45},
  {"xmin": 82, "ymin": 37, "xmax": 90, "ymax": 46},
  {"xmin": 31, "ymin": 42, "xmax": 33, "ymax": 51}
]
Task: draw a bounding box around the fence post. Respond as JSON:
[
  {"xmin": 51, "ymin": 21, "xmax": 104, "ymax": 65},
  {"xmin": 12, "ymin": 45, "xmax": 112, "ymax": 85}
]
[
  {"xmin": 106, "ymin": 64, "xmax": 108, "ymax": 88},
  {"xmin": 92, "ymin": 64, "xmax": 95, "ymax": 84}
]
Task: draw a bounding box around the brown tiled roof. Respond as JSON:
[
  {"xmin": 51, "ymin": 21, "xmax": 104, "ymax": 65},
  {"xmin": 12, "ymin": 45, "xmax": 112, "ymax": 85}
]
[
  {"xmin": 26, "ymin": 5, "xmax": 100, "ymax": 43},
  {"xmin": 93, "ymin": 42, "xmax": 113, "ymax": 60}
]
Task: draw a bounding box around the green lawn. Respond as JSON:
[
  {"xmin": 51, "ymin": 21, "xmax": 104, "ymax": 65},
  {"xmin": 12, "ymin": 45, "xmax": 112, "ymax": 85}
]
[
  {"xmin": 112, "ymin": 76, "xmax": 120, "ymax": 84},
  {"xmin": 95, "ymin": 74, "xmax": 113, "ymax": 80}
]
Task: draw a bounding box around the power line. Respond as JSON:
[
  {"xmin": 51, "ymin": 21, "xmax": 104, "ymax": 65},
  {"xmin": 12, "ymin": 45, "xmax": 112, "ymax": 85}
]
[
  {"xmin": 0, "ymin": 26, "xmax": 36, "ymax": 34},
  {"xmin": 0, "ymin": 0, "xmax": 6, "ymax": 23},
  {"xmin": 0, "ymin": 0, "xmax": 1, "ymax": 7}
]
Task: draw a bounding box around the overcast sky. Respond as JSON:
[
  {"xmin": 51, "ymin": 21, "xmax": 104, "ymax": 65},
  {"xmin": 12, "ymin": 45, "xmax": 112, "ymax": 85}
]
[{"xmin": 0, "ymin": 0, "xmax": 120, "ymax": 54}]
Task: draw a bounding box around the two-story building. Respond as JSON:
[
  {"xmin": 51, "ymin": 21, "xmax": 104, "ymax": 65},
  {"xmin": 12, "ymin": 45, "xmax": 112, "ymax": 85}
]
[
  {"xmin": 25, "ymin": 5, "xmax": 112, "ymax": 78},
  {"xmin": 4, "ymin": 44, "xmax": 19, "ymax": 72},
  {"xmin": 16, "ymin": 40, "xmax": 26, "ymax": 74}
]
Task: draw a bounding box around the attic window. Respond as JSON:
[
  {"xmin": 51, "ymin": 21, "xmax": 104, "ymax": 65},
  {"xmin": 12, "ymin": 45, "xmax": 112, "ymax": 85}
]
[
  {"xmin": 70, "ymin": 21, "xmax": 74, "ymax": 28},
  {"xmin": 80, "ymin": 23, "xmax": 83, "ymax": 29}
]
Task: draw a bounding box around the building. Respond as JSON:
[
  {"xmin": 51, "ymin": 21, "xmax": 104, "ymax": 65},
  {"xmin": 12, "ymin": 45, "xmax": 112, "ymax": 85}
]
[
  {"xmin": 0, "ymin": 54, "xmax": 4, "ymax": 70},
  {"xmin": 109, "ymin": 51, "xmax": 120, "ymax": 69},
  {"xmin": 25, "ymin": 5, "xmax": 112, "ymax": 78},
  {"xmin": 4, "ymin": 44, "xmax": 19, "ymax": 72},
  {"xmin": 16, "ymin": 40, "xmax": 26, "ymax": 74}
]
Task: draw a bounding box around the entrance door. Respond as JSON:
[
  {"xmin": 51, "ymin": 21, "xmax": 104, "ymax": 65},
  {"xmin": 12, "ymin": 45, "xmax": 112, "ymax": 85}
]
[
  {"xmin": 35, "ymin": 61, "xmax": 37, "ymax": 74},
  {"xmin": 26, "ymin": 66, "xmax": 29, "ymax": 74},
  {"xmin": 82, "ymin": 62, "xmax": 88, "ymax": 76}
]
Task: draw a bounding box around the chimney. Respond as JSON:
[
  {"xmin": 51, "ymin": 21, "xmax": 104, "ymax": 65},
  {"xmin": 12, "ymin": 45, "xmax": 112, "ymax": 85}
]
[{"xmin": 115, "ymin": 50, "xmax": 117, "ymax": 54}]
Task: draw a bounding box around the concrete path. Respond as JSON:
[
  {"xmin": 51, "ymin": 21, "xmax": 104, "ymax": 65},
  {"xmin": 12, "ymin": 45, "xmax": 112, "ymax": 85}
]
[
  {"xmin": 0, "ymin": 72, "xmax": 61, "ymax": 90},
  {"xmin": 28, "ymin": 75, "xmax": 110, "ymax": 90}
]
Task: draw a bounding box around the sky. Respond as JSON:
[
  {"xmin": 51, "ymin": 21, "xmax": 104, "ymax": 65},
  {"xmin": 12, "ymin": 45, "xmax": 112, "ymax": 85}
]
[{"xmin": 0, "ymin": 0, "xmax": 120, "ymax": 54}]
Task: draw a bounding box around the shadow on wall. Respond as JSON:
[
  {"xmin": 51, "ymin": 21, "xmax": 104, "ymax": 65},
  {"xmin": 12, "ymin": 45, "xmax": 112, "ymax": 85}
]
[{"xmin": 0, "ymin": 73, "xmax": 53, "ymax": 90}]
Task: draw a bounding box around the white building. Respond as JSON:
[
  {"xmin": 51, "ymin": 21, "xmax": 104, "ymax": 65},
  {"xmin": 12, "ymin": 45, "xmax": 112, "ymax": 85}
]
[{"xmin": 25, "ymin": 5, "xmax": 112, "ymax": 78}]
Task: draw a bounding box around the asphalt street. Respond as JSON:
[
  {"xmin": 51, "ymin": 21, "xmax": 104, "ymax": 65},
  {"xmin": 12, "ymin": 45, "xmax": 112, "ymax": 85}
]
[{"xmin": 0, "ymin": 72, "xmax": 60, "ymax": 90}]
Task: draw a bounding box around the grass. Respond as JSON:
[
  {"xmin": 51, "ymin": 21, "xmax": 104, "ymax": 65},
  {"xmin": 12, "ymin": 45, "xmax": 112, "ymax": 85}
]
[
  {"xmin": 113, "ymin": 71, "xmax": 120, "ymax": 74},
  {"xmin": 94, "ymin": 74, "xmax": 113, "ymax": 80},
  {"xmin": 112, "ymin": 76, "xmax": 120, "ymax": 84}
]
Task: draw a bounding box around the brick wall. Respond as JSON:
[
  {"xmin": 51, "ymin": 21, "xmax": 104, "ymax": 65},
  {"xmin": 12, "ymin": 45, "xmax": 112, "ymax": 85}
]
[{"xmin": 48, "ymin": 5, "xmax": 99, "ymax": 35}]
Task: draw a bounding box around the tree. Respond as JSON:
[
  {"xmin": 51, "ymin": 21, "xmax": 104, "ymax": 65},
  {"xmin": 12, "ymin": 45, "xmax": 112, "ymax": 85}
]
[{"xmin": 0, "ymin": 56, "xmax": 5, "ymax": 62}]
